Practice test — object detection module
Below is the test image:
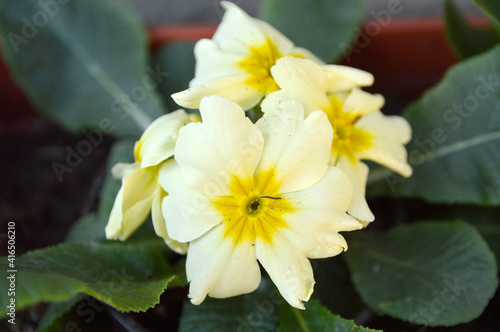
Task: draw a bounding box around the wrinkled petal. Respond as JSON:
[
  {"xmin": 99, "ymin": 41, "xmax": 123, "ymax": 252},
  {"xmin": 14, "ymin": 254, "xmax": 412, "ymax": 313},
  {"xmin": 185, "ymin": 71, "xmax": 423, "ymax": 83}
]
[
  {"xmin": 253, "ymin": 19, "xmax": 295, "ymax": 55},
  {"xmin": 336, "ymin": 157, "xmax": 375, "ymax": 222},
  {"xmin": 105, "ymin": 166, "xmax": 157, "ymax": 240},
  {"xmin": 323, "ymin": 65, "xmax": 374, "ymax": 92},
  {"xmin": 267, "ymin": 56, "xmax": 330, "ymax": 114},
  {"xmin": 255, "ymin": 233, "xmax": 314, "ymax": 309},
  {"xmin": 172, "ymin": 74, "xmax": 263, "ymax": 110},
  {"xmin": 256, "ymin": 106, "xmax": 333, "ymax": 193},
  {"xmin": 190, "ymin": 38, "xmax": 246, "ymax": 87},
  {"xmin": 282, "ymin": 167, "xmax": 361, "ymax": 258},
  {"xmin": 135, "ymin": 110, "xmax": 192, "ymax": 168},
  {"xmin": 187, "ymin": 224, "xmax": 261, "ymax": 304},
  {"xmin": 289, "ymin": 46, "xmax": 324, "ymax": 65},
  {"xmin": 151, "ymin": 185, "xmax": 188, "ymax": 255},
  {"xmin": 341, "ymin": 88, "xmax": 385, "ymax": 115},
  {"xmin": 175, "ymin": 95, "xmax": 264, "ymax": 196},
  {"xmin": 160, "ymin": 159, "xmax": 222, "ymax": 242},
  {"xmin": 357, "ymin": 111, "xmax": 413, "ymax": 177}
]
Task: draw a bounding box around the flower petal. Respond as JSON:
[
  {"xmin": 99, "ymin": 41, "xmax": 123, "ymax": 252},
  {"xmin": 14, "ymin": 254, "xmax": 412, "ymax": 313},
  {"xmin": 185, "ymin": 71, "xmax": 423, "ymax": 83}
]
[
  {"xmin": 111, "ymin": 162, "xmax": 137, "ymax": 180},
  {"xmin": 253, "ymin": 19, "xmax": 295, "ymax": 55},
  {"xmin": 282, "ymin": 167, "xmax": 361, "ymax": 258},
  {"xmin": 341, "ymin": 88, "xmax": 385, "ymax": 115},
  {"xmin": 289, "ymin": 46, "xmax": 324, "ymax": 65},
  {"xmin": 267, "ymin": 56, "xmax": 330, "ymax": 115},
  {"xmin": 323, "ymin": 64, "xmax": 374, "ymax": 91},
  {"xmin": 175, "ymin": 95, "xmax": 264, "ymax": 197},
  {"xmin": 186, "ymin": 224, "xmax": 261, "ymax": 304},
  {"xmin": 214, "ymin": 1, "xmax": 269, "ymax": 54},
  {"xmin": 190, "ymin": 38, "xmax": 246, "ymax": 87},
  {"xmin": 255, "ymin": 233, "xmax": 314, "ymax": 309},
  {"xmin": 135, "ymin": 110, "xmax": 192, "ymax": 168},
  {"xmin": 357, "ymin": 111, "xmax": 413, "ymax": 177},
  {"xmin": 105, "ymin": 165, "xmax": 157, "ymax": 240},
  {"xmin": 151, "ymin": 186, "xmax": 188, "ymax": 255},
  {"xmin": 336, "ymin": 157, "xmax": 375, "ymax": 222},
  {"xmin": 159, "ymin": 159, "xmax": 222, "ymax": 242},
  {"xmin": 256, "ymin": 106, "xmax": 333, "ymax": 193},
  {"xmin": 172, "ymin": 74, "xmax": 263, "ymax": 110}
]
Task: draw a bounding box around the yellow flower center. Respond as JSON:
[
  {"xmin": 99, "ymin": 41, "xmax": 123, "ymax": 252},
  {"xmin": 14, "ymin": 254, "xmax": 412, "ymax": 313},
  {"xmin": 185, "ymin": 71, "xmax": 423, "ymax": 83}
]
[
  {"xmin": 238, "ymin": 38, "xmax": 283, "ymax": 95},
  {"xmin": 212, "ymin": 169, "xmax": 293, "ymax": 245},
  {"xmin": 325, "ymin": 96, "xmax": 373, "ymax": 164}
]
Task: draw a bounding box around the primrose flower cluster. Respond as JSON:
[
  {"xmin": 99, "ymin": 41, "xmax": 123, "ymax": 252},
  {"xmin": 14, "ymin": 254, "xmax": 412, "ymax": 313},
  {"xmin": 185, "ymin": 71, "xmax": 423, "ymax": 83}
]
[{"xmin": 105, "ymin": 2, "xmax": 412, "ymax": 309}]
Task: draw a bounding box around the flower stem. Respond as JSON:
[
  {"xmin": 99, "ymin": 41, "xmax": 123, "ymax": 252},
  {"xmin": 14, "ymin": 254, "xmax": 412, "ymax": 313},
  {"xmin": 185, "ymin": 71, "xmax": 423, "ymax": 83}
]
[{"xmin": 291, "ymin": 307, "xmax": 311, "ymax": 332}]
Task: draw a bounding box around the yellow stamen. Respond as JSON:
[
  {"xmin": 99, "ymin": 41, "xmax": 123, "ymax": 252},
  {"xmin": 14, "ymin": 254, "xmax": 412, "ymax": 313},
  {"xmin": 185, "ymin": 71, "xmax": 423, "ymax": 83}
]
[{"xmin": 212, "ymin": 170, "xmax": 293, "ymax": 245}]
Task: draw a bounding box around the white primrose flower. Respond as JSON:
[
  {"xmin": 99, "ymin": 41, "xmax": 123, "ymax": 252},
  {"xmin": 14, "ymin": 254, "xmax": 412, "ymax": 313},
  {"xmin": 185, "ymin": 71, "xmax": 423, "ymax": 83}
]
[
  {"xmin": 262, "ymin": 56, "xmax": 412, "ymax": 223},
  {"xmin": 159, "ymin": 95, "xmax": 361, "ymax": 309},
  {"xmin": 105, "ymin": 110, "xmax": 199, "ymax": 254},
  {"xmin": 171, "ymin": 1, "xmax": 323, "ymax": 110}
]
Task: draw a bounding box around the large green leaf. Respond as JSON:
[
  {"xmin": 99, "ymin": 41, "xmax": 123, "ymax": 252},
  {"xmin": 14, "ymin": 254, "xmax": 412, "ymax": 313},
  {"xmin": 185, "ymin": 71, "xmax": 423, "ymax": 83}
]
[
  {"xmin": 259, "ymin": 0, "xmax": 364, "ymax": 63},
  {"xmin": 153, "ymin": 41, "xmax": 196, "ymax": 111},
  {"xmin": 368, "ymin": 45, "xmax": 500, "ymax": 205},
  {"xmin": 278, "ymin": 299, "xmax": 380, "ymax": 332},
  {"xmin": 344, "ymin": 221, "xmax": 498, "ymax": 326},
  {"xmin": 0, "ymin": 0, "xmax": 166, "ymax": 137},
  {"xmin": 474, "ymin": 0, "xmax": 500, "ymax": 22},
  {"xmin": 0, "ymin": 243, "xmax": 182, "ymax": 318},
  {"xmin": 179, "ymin": 280, "xmax": 280, "ymax": 332},
  {"xmin": 445, "ymin": 0, "xmax": 499, "ymax": 59}
]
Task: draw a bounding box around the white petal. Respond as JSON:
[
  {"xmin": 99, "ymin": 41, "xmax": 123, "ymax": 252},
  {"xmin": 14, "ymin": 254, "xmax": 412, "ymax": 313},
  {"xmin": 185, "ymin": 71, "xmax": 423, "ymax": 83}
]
[
  {"xmin": 357, "ymin": 111, "xmax": 413, "ymax": 177},
  {"xmin": 111, "ymin": 162, "xmax": 137, "ymax": 180},
  {"xmin": 253, "ymin": 19, "xmax": 294, "ymax": 55},
  {"xmin": 190, "ymin": 38, "xmax": 245, "ymax": 87},
  {"xmin": 323, "ymin": 65, "xmax": 374, "ymax": 91},
  {"xmin": 105, "ymin": 166, "xmax": 157, "ymax": 240},
  {"xmin": 342, "ymin": 88, "xmax": 385, "ymax": 115},
  {"xmin": 186, "ymin": 224, "xmax": 261, "ymax": 304},
  {"xmin": 175, "ymin": 95, "xmax": 264, "ymax": 197},
  {"xmin": 159, "ymin": 159, "xmax": 222, "ymax": 243},
  {"xmin": 289, "ymin": 46, "xmax": 325, "ymax": 65},
  {"xmin": 268, "ymin": 56, "xmax": 330, "ymax": 115},
  {"xmin": 214, "ymin": 2, "xmax": 268, "ymax": 54},
  {"xmin": 172, "ymin": 74, "xmax": 263, "ymax": 110},
  {"xmin": 336, "ymin": 157, "xmax": 375, "ymax": 222},
  {"xmin": 136, "ymin": 110, "xmax": 192, "ymax": 168},
  {"xmin": 151, "ymin": 187, "xmax": 188, "ymax": 255},
  {"xmin": 255, "ymin": 234, "xmax": 314, "ymax": 309},
  {"xmin": 256, "ymin": 107, "xmax": 333, "ymax": 193},
  {"xmin": 281, "ymin": 167, "xmax": 361, "ymax": 258}
]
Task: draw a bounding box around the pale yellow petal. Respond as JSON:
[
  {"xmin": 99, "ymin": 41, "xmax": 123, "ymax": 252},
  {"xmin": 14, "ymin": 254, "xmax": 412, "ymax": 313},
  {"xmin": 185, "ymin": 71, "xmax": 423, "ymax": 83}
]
[
  {"xmin": 341, "ymin": 88, "xmax": 385, "ymax": 115},
  {"xmin": 323, "ymin": 64, "xmax": 374, "ymax": 92},
  {"xmin": 186, "ymin": 224, "xmax": 261, "ymax": 304},
  {"xmin": 172, "ymin": 74, "xmax": 263, "ymax": 110}
]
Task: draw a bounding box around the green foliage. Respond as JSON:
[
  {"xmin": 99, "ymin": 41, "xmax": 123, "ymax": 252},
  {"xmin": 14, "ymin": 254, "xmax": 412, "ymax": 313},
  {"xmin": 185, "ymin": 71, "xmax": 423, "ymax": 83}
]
[
  {"xmin": 345, "ymin": 221, "xmax": 498, "ymax": 326},
  {"xmin": 0, "ymin": 0, "xmax": 166, "ymax": 138},
  {"xmin": 37, "ymin": 295, "xmax": 85, "ymax": 332},
  {"xmin": 0, "ymin": 243, "xmax": 182, "ymax": 318},
  {"xmin": 474, "ymin": 0, "xmax": 500, "ymax": 22},
  {"xmin": 179, "ymin": 280, "xmax": 280, "ymax": 332},
  {"xmin": 153, "ymin": 41, "xmax": 196, "ymax": 111},
  {"xmin": 368, "ymin": 45, "xmax": 500, "ymax": 205},
  {"xmin": 445, "ymin": 0, "xmax": 499, "ymax": 59},
  {"xmin": 278, "ymin": 299, "xmax": 380, "ymax": 332},
  {"xmin": 259, "ymin": 0, "xmax": 364, "ymax": 63}
]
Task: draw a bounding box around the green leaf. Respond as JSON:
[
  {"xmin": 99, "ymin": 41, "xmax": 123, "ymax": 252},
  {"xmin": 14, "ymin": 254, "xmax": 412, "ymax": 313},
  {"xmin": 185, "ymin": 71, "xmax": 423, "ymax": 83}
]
[
  {"xmin": 259, "ymin": 0, "xmax": 364, "ymax": 63},
  {"xmin": 368, "ymin": 45, "xmax": 500, "ymax": 205},
  {"xmin": 474, "ymin": 0, "xmax": 500, "ymax": 22},
  {"xmin": 179, "ymin": 279, "xmax": 280, "ymax": 332},
  {"xmin": 0, "ymin": 243, "xmax": 182, "ymax": 318},
  {"xmin": 313, "ymin": 257, "xmax": 364, "ymax": 318},
  {"xmin": 445, "ymin": 0, "xmax": 500, "ymax": 59},
  {"xmin": 0, "ymin": 0, "xmax": 166, "ymax": 138},
  {"xmin": 344, "ymin": 221, "xmax": 498, "ymax": 326},
  {"xmin": 97, "ymin": 140, "xmax": 135, "ymax": 218},
  {"xmin": 153, "ymin": 41, "xmax": 196, "ymax": 111},
  {"xmin": 38, "ymin": 294, "xmax": 85, "ymax": 332},
  {"xmin": 278, "ymin": 299, "xmax": 380, "ymax": 332},
  {"xmin": 65, "ymin": 213, "xmax": 107, "ymax": 243}
]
